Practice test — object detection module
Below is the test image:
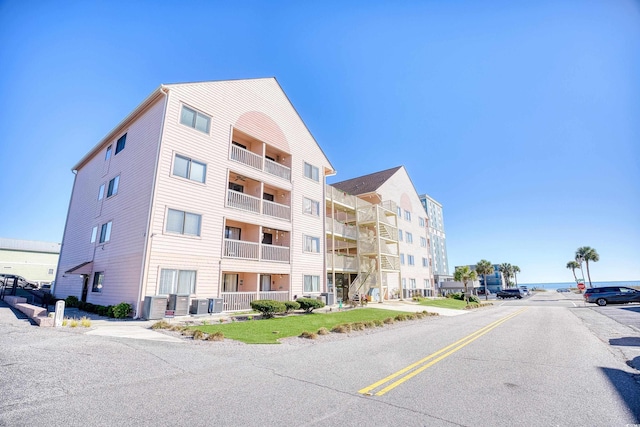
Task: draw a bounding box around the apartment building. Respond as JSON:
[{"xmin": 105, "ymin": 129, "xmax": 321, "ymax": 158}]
[
  {"xmin": 325, "ymin": 184, "xmax": 400, "ymax": 303},
  {"xmin": 419, "ymin": 194, "xmax": 449, "ymax": 276},
  {"xmin": 0, "ymin": 238, "xmax": 60, "ymax": 284},
  {"xmin": 328, "ymin": 166, "xmax": 435, "ymax": 298},
  {"xmin": 55, "ymin": 78, "xmax": 335, "ymax": 317}
]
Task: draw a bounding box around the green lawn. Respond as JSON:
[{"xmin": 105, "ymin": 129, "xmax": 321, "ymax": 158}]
[
  {"xmin": 192, "ymin": 308, "xmax": 409, "ymax": 344},
  {"xmin": 416, "ymin": 298, "xmax": 468, "ymax": 310}
]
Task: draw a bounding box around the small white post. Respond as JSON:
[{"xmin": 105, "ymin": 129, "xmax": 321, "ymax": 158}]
[{"xmin": 54, "ymin": 300, "xmax": 65, "ymax": 327}]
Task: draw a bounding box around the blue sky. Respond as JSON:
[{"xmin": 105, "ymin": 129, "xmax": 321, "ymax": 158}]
[{"xmin": 1, "ymin": 0, "xmax": 638, "ymax": 283}]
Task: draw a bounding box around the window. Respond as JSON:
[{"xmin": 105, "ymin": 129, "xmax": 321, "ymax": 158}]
[
  {"xmin": 222, "ymin": 274, "xmax": 238, "ymax": 292},
  {"xmin": 91, "ymin": 226, "xmax": 98, "ymax": 243},
  {"xmin": 173, "ymin": 154, "xmax": 206, "ymax": 183},
  {"xmin": 419, "ymin": 217, "xmax": 425, "ymax": 227},
  {"xmin": 158, "ymin": 269, "xmax": 196, "ymax": 295},
  {"xmin": 420, "ymin": 237, "xmax": 427, "ymax": 247},
  {"xmin": 304, "ymin": 162, "xmax": 319, "ymax": 182},
  {"xmin": 397, "ymin": 207, "xmax": 402, "ymax": 217},
  {"xmin": 422, "ymin": 257, "xmax": 428, "ymax": 267},
  {"xmin": 98, "ymin": 184, "xmax": 105, "ymax": 201},
  {"xmin": 115, "ymin": 134, "xmax": 127, "ymax": 155},
  {"xmin": 303, "ymin": 197, "xmax": 320, "ymax": 216},
  {"xmin": 225, "ymin": 226, "xmax": 241, "ymax": 240},
  {"xmin": 303, "ymin": 235, "xmax": 320, "ymax": 253},
  {"xmin": 404, "ymin": 210, "xmax": 411, "ymax": 221},
  {"xmin": 424, "ymin": 279, "xmax": 430, "ymax": 288},
  {"xmin": 105, "ymin": 145, "xmax": 112, "ymax": 160},
  {"xmin": 263, "ymin": 193, "xmax": 274, "ymax": 201},
  {"xmin": 398, "ymin": 230, "xmax": 403, "ymax": 241},
  {"xmin": 92, "ymin": 272, "xmax": 104, "ymax": 293},
  {"xmin": 402, "ymin": 278, "xmax": 406, "ymax": 288},
  {"xmin": 107, "ymin": 176, "xmax": 119, "ymax": 197},
  {"xmin": 228, "ymin": 182, "xmax": 244, "ymax": 193},
  {"xmin": 166, "ymin": 209, "xmax": 201, "ymax": 236},
  {"xmin": 304, "ymin": 275, "xmax": 320, "ymax": 292},
  {"xmin": 410, "ymin": 278, "xmax": 416, "ymax": 289},
  {"xmin": 99, "ymin": 221, "xmax": 112, "ymax": 243},
  {"xmin": 406, "ymin": 232, "xmax": 413, "ymax": 244},
  {"xmin": 408, "ymin": 255, "xmax": 415, "ymax": 266},
  {"xmin": 180, "ymin": 105, "xmax": 210, "ymax": 134},
  {"xmin": 400, "ymin": 253, "xmax": 405, "ymax": 265}
]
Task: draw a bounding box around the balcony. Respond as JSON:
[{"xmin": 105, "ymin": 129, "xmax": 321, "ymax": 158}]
[
  {"xmin": 224, "ymin": 239, "xmax": 290, "ymax": 263},
  {"xmin": 227, "ymin": 189, "xmax": 260, "ymax": 214},
  {"xmin": 230, "ymin": 144, "xmax": 291, "ymax": 181},
  {"xmin": 325, "ymin": 217, "xmax": 357, "ymax": 239},
  {"xmin": 326, "ymin": 254, "xmax": 358, "ymax": 271},
  {"xmin": 263, "ymin": 199, "xmax": 290, "ymax": 221}
]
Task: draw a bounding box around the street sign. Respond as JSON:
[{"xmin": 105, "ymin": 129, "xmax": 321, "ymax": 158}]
[{"xmin": 577, "ymin": 283, "xmax": 585, "ymax": 290}]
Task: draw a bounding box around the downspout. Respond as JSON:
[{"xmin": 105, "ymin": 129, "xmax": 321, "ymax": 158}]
[
  {"xmin": 53, "ymin": 169, "xmax": 78, "ymax": 297},
  {"xmin": 135, "ymin": 85, "xmax": 169, "ymax": 318}
]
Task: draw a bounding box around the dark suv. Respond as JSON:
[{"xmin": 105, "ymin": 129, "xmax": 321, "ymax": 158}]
[
  {"xmin": 497, "ymin": 288, "xmax": 523, "ymax": 299},
  {"xmin": 584, "ymin": 286, "xmax": 640, "ymax": 306}
]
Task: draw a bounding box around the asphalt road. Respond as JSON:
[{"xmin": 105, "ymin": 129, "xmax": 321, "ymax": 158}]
[{"xmin": 2, "ymin": 292, "xmax": 640, "ymax": 426}]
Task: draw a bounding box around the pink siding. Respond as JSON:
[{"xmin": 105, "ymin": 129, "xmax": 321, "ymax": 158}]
[{"xmin": 56, "ymin": 96, "xmax": 167, "ymax": 310}]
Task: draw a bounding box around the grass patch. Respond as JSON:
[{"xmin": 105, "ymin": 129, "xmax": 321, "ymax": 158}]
[
  {"xmin": 192, "ymin": 308, "xmax": 408, "ymax": 344},
  {"xmin": 417, "ymin": 298, "xmax": 468, "ymax": 310}
]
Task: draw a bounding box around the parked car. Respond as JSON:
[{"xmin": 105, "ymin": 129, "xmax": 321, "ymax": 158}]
[
  {"xmin": 519, "ymin": 286, "xmax": 530, "ymax": 296},
  {"xmin": 497, "ymin": 289, "xmax": 523, "ymax": 299},
  {"xmin": 583, "ymin": 286, "xmax": 640, "ymax": 306},
  {"xmin": 476, "ymin": 288, "xmax": 492, "ymax": 296},
  {"xmin": 556, "ymin": 288, "xmax": 571, "ymax": 293},
  {"xmin": 0, "ymin": 274, "xmax": 38, "ymax": 289}
]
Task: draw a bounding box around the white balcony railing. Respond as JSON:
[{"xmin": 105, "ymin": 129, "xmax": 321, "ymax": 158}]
[
  {"xmin": 227, "ymin": 189, "xmax": 260, "ymax": 214},
  {"xmin": 326, "ymin": 254, "xmax": 358, "ymax": 271},
  {"xmin": 221, "ymin": 291, "xmax": 290, "ymax": 312},
  {"xmin": 261, "ymin": 245, "xmax": 290, "ymax": 262},
  {"xmin": 264, "ymin": 158, "xmax": 291, "ymax": 181},
  {"xmin": 224, "ymin": 239, "xmax": 259, "ymax": 260},
  {"xmin": 263, "ymin": 199, "xmax": 291, "ymax": 221},
  {"xmin": 230, "ymin": 144, "xmax": 263, "ymax": 170},
  {"xmin": 224, "ymin": 239, "xmax": 290, "ymax": 263},
  {"xmin": 259, "ymin": 291, "xmax": 289, "ymax": 302},
  {"xmin": 327, "ymin": 218, "xmax": 357, "ymax": 239}
]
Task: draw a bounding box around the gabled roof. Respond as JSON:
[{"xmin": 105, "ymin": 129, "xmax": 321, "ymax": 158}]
[{"xmin": 330, "ymin": 166, "xmax": 403, "ymax": 195}]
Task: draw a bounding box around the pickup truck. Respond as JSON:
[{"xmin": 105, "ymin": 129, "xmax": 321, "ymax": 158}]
[{"xmin": 496, "ymin": 289, "xmax": 523, "ymax": 299}]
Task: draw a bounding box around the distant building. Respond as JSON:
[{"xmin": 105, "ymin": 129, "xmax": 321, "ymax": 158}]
[
  {"xmin": 0, "ymin": 238, "xmax": 60, "ymax": 284},
  {"xmin": 419, "ymin": 194, "xmax": 449, "ymax": 276},
  {"xmin": 330, "ymin": 166, "xmax": 435, "ymax": 298},
  {"xmin": 456, "ymin": 264, "xmax": 505, "ymax": 294}
]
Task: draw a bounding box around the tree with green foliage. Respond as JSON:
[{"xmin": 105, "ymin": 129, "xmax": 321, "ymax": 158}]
[
  {"xmin": 566, "ymin": 260, "xmax": 580, "ymax": 283},
  {"xmin": 575, "ymin": 246, "xmax": 599, "ymax": 288},
  {"xmin": 499, "ymin": 263, "xmax": 513, "ymax": 287},
  {"xmin": 454, "ymin": 265, "xmax": 478, "ymax": 303},
  {"xmin": 475, "ymin": 259, "xmax": 494, "ymax": 301},
  {"xmin": 512, "ymin": 265, "xmax": 521, "ymax": 286}
]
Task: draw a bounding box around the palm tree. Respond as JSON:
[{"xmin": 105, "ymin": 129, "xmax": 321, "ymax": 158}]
[
  {"xmin": 512, "ymin": 265, "xmax": 521, "ymax": 286},
  {"xmin": 566, "ymin": 261, "xmax": 580, "ymax": 283},
  {"xmin": 575, "ymin": 246, "xmax": 599, "ymax": 288},
  {"xmin": 499, "ymin": 263, "xmax": 513, "ymax": 287},
  {"xmin": 475, "ymin": 259, "xmax": 494, "ymax": 301},
  {"xmin": 454, "ymin": 265, "xmax": 478, "ymax": 304}
]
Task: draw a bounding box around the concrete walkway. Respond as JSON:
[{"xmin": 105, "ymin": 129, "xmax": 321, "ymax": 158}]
[
  {"xmin": 364, "ymin": 300, "xmax": 469, "ymax": 316},
  {"xmin": 85, "ymin": 320, "xmax": 184, "ymax": 343}
]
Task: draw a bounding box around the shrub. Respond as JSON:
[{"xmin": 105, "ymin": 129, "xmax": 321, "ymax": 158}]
[
  {"xmin": 250, "ymin": 299, "xmax": 286, "ymax": 318},
  {"xmin": 112, "ymin": 302, "xmax": 132, "ymax": 319},
  {"xmin": 365, "ymin": 321, "xmax": 376, "ymax": 329},
  {"xmin": 181, "ymin": 328, "xmax": 195, "ymax": 337},
  {"xmin": 206, "ymin": 331, "xmax": 224, "ymax": 341},
  {"xmin": 83, "ymin": 302, "xmax": 96, "ymax": 313},
  {"xmin": 284, "ymin": 300, "xmax": 300, "ymax": 313},
  {"xmin": 374, "ymin": 319, "xmax": 384, "ymax": 327},
  {"xmin": 317, "ymin": 327, "xmax": 329, "ymax": 335},
  {"xmin": 299, "ymin": 331, "xmax": 318, "ymax": 339},
  {"xmin": 80, "ymin": 317, "xmax": 91, "ymax": 328},
  {"xmin": 383, "ymin": 317, "xmax": 394, "ymax": 324},
  {"xmin": 151, "ymin": 320, "xmax": 171, "ymax": 330},
  {"xmin": 193, "ymin": 330, "xmax": 206, "ymax": 340},
  {"xmin": 106, "ymin": 306, "xmax": 115, "ymax": 318},
  {"xmin": 69, "ymin": 318, "xmax": 79, "ymax": 328},
  {"xmin": 331, "ymin": 324, "xmax": 351, "ymax": 333},
  {"xmin": 296, "ymin": 297, "xmax": 325, "ymax": 313},
  {"xmin": 352, "ymin": 322, "xmax": 365, "ymax": 331},
  {"xmin": 65, "ymin": 296, "xmax": 79, "ymax": 308},
  {"xmin": 62, "ymin": 318, "xmax": 68, "ymax": 326},
  {"xmin": 394, "ymin": 314, "xmax": 409, "ymax": 322}
]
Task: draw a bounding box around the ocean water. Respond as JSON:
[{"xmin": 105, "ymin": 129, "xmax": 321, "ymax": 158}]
[{"xmin": 521, "ymin": 280, "xmax": 640, "ymax": 290}]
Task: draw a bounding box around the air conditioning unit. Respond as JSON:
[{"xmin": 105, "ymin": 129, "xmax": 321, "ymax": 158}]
[
  {"xmin": 168, "ymin": 294, "xmax": 189, "ymax": 316},
  {"xmin": 190, "ymin": 299, "xmax": 209, "ymax": 315},
  {"xmin": 208, "ymin": 298, "xmax": 224, "ymax": 313},
  {"xmin": 143, "ymin": 296, "xmax": 167, "ymax": 320}
]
